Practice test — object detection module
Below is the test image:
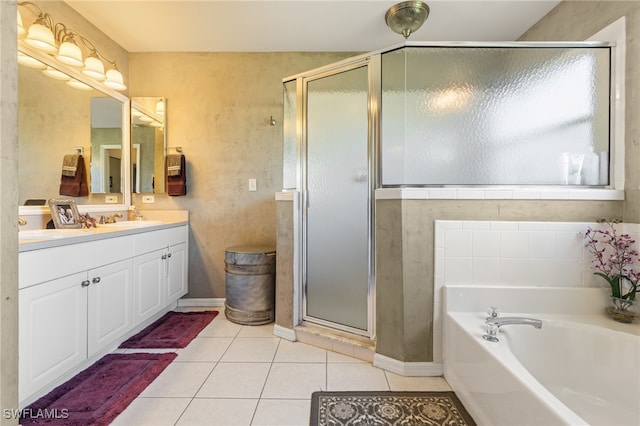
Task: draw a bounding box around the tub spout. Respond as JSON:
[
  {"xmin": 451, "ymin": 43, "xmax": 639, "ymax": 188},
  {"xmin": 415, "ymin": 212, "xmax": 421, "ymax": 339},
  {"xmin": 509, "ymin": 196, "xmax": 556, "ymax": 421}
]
[{"xmin": 486, "ymin": 317, "xmax": 543, "ymax": 329}]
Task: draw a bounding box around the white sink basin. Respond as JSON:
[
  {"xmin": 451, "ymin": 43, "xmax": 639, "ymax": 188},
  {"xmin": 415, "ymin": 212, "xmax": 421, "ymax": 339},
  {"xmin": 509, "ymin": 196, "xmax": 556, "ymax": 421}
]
[
  {"xmin": 19, "ymin": 229, "xmax": 94, "ymax": 240},
  {"xmin": 98, "ymin": 220, "xmax": 164, "ymax": 228}
]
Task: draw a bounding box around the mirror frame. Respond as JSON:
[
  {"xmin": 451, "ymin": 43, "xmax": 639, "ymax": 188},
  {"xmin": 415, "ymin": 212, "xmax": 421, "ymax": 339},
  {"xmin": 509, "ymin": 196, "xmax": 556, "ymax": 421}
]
[
  {"xmin": 18, "ymin": 40, "xmax": 131, "ymax": 216},
  {"xmin": 131, "ymin": 97, "xmax": 167, "ymax": 194}
]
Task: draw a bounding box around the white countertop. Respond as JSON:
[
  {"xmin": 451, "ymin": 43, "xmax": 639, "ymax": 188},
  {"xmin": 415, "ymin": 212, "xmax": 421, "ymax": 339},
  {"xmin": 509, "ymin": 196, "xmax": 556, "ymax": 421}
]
[{"xmin": 19, "ymin": 210, "xmax": 189, "ymax": 252}]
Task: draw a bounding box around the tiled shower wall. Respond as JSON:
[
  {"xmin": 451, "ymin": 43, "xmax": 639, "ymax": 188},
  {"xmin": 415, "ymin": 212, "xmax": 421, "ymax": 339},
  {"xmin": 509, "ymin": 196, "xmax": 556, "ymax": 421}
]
[{"xmin": 433, "ymin": 220, "xmax": 640, "ymax": 363}]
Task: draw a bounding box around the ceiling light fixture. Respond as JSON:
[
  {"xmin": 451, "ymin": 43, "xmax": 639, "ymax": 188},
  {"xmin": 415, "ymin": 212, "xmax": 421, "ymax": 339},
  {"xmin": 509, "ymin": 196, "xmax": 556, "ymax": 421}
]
[
  {"xmin": 385, "ymin": 1, "xmax": 430, "ymax": 39},
  {"xmin": 17, "ymin": 1, "xmax": 126, "ymax": 91}
]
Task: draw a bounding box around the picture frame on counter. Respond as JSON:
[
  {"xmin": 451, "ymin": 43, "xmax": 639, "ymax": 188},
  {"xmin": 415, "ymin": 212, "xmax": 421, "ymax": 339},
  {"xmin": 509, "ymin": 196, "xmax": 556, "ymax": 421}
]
[{"xmin": 48, "ymin": 198, "xmax": 82, "ymax": 229}]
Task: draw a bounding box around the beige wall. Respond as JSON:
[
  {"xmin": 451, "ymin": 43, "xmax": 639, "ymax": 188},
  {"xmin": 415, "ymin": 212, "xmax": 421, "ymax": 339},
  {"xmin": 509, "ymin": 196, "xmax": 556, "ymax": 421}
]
[
  {"xmin": 128, "ymin": 52, "xmax": 355, "ymax": 298},
  {"xmin": 1, "ymin": 0, "xmax": 19, "ymax": 422}
]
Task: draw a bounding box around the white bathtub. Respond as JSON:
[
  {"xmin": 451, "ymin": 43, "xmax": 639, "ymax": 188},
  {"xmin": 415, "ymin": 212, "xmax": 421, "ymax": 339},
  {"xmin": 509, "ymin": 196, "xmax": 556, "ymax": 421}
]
[{"xmin": 443, "ymin": 285, "xmax": 640, "ymax": 426}]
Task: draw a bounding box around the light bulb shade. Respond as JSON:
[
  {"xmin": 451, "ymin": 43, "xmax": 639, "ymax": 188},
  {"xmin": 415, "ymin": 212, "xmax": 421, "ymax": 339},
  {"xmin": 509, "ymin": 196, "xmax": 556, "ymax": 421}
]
[
  {"xmin": 25, "ymin": 23, "xmax": 57, "ymax": 54},
  {"xmin": 104, "ymin": 69, "xmax": 126, "ymax": 91},
  {"xmin": 67, "ymin": 79, "xmax": 93, "ymax": 91},
  {"xmin": 385, "ymin": 1, "xmax": 430, "ymax": 39},
  {"xmin": 18, "ymin": 10, "xmax": 25, "ymax": 37},
  {"xmin": 43, "ymin": 66, "xmax": 70, "ymax": 81},
  {"xmin": 18, "ymin": 51, "xmax": 46, "ymax": 69},
  {"xmin": 56, "ymin": 41, "xmax": 84, "ymax": 67},
  {"xmin": 82, "ymin": 56, "xmax": 106, "ymax": 81}
]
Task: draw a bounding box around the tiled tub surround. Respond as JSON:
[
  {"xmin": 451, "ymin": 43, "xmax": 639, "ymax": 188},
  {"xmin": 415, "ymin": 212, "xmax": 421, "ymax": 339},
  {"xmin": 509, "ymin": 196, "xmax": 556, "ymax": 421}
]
[
  {"xmin": 433, "ymin": 220, "xmax": 640, "ymax": 364},
  {"xmin": 443, "ymin": 285, "xmax": 640, "ymax": 426}
]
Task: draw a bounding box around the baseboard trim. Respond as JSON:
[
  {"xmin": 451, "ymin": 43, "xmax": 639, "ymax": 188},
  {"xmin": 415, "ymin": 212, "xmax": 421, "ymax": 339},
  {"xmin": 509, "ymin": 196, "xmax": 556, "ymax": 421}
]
[
  {"xmin": 373, "ymin": 354, "xmax": 443, "ymax": 376},
  {"xmin": 273, "ymin": 324, "xmax": 297, "ymax": 341},
  {"xmin": 177, "ymin": 298, "xmax": 226, "ymax": 308}
]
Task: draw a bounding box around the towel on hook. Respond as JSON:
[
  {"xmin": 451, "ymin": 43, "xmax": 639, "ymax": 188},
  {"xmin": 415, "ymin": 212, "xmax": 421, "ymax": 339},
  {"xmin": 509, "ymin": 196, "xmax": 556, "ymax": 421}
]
[
  {"xmin": 166, "ymin": 154, "xmax": 183, "ymax": 177},
  {"xmin": 61, "ymin": 154, "xmax": 80, "ymax": 177},
  {"xmin": 167, "ymin": 154, "xmax": 187, "ymax": 196},
  {"xmin": 59, "ymin": 155, "xmax": 88, "ymax": 197}
]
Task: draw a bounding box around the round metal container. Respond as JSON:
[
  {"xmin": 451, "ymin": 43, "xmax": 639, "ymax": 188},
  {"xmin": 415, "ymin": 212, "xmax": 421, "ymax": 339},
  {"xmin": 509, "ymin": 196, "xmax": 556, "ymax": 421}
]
[{"xmin": 224, "ymin": 245, "xmax": 276, "ymax": 325}]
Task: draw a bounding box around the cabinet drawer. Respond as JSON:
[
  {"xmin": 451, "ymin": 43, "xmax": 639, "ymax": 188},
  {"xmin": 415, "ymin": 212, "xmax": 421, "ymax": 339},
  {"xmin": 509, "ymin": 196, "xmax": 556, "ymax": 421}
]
[
  {"xmin": 19, "ymin": 236, "xmax": 132, "ymax": 289},
  {"xmin": 133, "ymin": 225, "xmax": 187, "ymax": 256}
]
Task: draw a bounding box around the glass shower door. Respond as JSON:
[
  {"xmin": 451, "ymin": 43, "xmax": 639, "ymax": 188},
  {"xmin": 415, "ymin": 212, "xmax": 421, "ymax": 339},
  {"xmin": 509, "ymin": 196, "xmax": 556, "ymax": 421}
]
[{"xmin": 304, "ymin": 64, "xmax": 371, "ymax": 334}]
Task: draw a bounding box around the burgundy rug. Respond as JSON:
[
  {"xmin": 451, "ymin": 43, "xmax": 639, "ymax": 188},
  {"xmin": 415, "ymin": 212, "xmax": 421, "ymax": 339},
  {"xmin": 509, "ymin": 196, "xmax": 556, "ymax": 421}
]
[
  {"xmin": 119, "ymin": 310, "xmax": 218, "ymax": 349},
  {"xmin": 21, "ymin": 352, "xmax": 176, "ymax": 426}
]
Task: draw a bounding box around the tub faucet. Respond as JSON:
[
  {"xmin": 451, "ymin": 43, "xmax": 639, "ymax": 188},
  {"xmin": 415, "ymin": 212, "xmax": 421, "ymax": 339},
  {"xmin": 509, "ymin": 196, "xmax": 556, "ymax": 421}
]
[
  {"xmin": 486, "ymin": 317, "xmax": 543, "ymax": 329},
  {"xmin": 483, "ymin": 316, "xmax": 542, "ymax": 342}
]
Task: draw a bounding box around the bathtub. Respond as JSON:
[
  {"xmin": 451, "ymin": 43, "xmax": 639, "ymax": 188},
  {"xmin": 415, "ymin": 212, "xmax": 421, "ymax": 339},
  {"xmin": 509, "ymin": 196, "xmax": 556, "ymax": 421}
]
[{"xmin": 443, "ymin": 285, "xmax": 640, "ymax": 426}]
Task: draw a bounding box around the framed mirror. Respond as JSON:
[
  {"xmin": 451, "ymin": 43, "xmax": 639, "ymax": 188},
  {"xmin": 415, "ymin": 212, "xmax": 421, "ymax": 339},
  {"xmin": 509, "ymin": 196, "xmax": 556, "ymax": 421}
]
[
  {"xmin": 131, "ymin": 97, "xmax": 167, "ymax": 194},
  {"xmin": 17, "ymin": 43, "xmax": 130, "ymax": 213}
]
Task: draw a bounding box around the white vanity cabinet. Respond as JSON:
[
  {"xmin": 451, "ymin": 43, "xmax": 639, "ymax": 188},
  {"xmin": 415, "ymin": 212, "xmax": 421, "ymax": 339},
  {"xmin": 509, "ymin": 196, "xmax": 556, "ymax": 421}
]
[
  {"xmin": 19, "ymin": 236, "xmax": 134, "ymax": 403},
  {"xmin": 132, "ymin": 226, "xmax": 189, "ymax": 325},
  {"xmin": 19, "ymin": 223, "xmax": 189, "ymax": 407}
]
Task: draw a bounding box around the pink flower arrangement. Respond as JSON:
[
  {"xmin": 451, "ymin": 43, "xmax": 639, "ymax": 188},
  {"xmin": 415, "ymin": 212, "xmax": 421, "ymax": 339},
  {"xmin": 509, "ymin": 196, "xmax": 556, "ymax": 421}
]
[{"xmin": 584, "ymin": 219, "xmax": 639, "ymax": 300}]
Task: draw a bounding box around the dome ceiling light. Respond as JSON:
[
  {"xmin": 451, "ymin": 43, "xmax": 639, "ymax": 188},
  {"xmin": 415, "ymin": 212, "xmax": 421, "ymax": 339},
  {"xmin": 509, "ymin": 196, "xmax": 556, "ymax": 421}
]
[{"xmin": 385, "ymin": 1, "xmax": 430, "ymax": 39}]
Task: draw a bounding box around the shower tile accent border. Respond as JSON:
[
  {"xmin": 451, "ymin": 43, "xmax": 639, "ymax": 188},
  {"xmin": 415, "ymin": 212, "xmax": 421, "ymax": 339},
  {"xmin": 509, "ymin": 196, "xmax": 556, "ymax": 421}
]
[
  {"xmin": 375, "ymin": 187, "xmax": 624, "ymax": 201},
  {"xmin": 433, "ymin": 219, "xmax": 640, "ymax": 363}
]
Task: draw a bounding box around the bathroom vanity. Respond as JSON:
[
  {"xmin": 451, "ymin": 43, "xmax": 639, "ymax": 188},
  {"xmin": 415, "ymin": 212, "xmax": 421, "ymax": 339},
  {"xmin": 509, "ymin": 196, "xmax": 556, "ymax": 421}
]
[{"xmin": 18, "ymin": 216, "xmax": 188, "ymax": 406}]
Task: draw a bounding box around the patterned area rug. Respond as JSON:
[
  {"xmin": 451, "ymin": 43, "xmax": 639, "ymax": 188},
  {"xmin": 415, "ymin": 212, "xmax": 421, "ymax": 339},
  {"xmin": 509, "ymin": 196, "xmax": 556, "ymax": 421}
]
[
  {"xmin": 119, "ymin": 310, "xmax": 218, "ymax": 349},
  {"xmin": 21, "ymin": 352, "xmax": 176, "ymax": 426},
  {"xmin": 310, "ymin": 391, "xmax": 476, "ymax": 426}
]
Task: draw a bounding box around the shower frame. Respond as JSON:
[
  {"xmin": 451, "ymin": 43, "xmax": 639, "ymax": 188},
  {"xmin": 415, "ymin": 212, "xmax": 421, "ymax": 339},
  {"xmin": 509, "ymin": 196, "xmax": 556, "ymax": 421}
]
[{"xmin": 283, "ymin": 40, "xmax": 618, "ymax": 340}]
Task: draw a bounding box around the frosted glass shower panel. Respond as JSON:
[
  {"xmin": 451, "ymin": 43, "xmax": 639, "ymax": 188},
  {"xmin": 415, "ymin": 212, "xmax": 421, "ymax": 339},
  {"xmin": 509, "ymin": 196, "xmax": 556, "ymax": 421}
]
[
  {"xmin": 381, "ymin": 47, "xmax": 611, "ymax": 185},
  {"xmin": 283, "ymin": 80, "xmax": 297, "ymax": 190},
  {"xmin": 305, "ymin": 66, "xmax": 369, "ymax": 331}
]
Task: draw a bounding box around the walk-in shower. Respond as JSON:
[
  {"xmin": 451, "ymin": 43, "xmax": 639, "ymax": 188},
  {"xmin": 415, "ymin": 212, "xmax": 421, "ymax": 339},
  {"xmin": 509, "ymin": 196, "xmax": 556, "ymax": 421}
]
[{"xmin": 283, "ymin": 42, "xmax": 613, "ymax": 339}]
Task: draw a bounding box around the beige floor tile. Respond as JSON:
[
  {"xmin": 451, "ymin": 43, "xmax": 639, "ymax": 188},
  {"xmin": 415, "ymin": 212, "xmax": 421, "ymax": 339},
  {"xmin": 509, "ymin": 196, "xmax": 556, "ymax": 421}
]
[
  {"xmin": 251, "ymin": 399, "xmax": 311, "ymax": 426},
  {"xmin": 198, "ymin": 315, "xmax": 242, "ymax": 338},
  {"xmin": 139, "ymin": 362, "xmax": 216, "ymax": 398},
  {"xmin": 175, "ymin": 337, "xmax": 233, "ymax": 362},
  {"xmin": 176, "ymin": 398, "xmax": 258, "ymax": 426},
  {"xmin": 273, "ymin": 340, "xmax": 326, "ymax": 363},
  {"xmin": 111, "ymin": 397, "xmax": 191, "ymax": 426},
  {"xmin": 196, "ymin": 362, "xmax": 271, "ymax": 398},
  {"xmin": 327, "ymin": 363, "xmax": 390, "ymax": 391},
  {"xmin": 385, "ymin": 372, "xmax": 453, "ymax": 391},
  {"xmin": 237, "ymin": 323, "xmax": 276, "ymax": 338},
  {"xmin": 220, "ymin": 337, "xmax": 280, "ymax": 362},
  {"xmin": 261, "ymin": 363, "xmax": 326, "ymax": 399}
]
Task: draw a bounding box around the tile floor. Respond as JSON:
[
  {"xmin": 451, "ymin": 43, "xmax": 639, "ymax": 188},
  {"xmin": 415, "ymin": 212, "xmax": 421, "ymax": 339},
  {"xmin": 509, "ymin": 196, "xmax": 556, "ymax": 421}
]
[{"xmin": 111, "ymin": 311, "xmax": 452, "ymax": 425}]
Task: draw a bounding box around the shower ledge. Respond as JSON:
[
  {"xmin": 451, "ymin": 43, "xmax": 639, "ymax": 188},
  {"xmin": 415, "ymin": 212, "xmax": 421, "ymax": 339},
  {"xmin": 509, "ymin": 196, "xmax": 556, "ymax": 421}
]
[{"xmin": 294, "ymin": 323, "xmax": 374, "ymax": 363}]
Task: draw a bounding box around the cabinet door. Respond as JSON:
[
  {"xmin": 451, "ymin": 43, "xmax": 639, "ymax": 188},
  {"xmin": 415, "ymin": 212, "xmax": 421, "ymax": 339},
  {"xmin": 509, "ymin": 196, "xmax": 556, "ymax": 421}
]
[
  {"xmin": 87, "ymin": 259, "xmax": 134, "ymax": 356},
  {"xmin": 133, "ymin": 249, "xmax": 166, "ymax": 325},
  {"xmin": 19, "ymin": 272, "xmax": 88, "ymax": 403},
  {"xmin": 167, "ymin": 242, "xmax": 188, "ymax": 302}
]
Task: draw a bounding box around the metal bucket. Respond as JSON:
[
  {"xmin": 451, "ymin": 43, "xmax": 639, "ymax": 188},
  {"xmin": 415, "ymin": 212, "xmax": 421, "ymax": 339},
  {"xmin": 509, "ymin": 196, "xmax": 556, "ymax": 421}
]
[{"xmin": 224, "ymin": 245, "xmax": 276, "ymax": 325}]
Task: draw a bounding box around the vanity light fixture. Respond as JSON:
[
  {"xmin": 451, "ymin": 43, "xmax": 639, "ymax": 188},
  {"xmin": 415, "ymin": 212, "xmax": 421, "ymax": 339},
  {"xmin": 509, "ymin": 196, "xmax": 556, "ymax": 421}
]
[
  {"xmin": 17, "ymin": 10, "xmax": 25, "ymax": 36},
  {"xmin": 17, "ymin": 50, "xmax": 46, "ymax": 69},
  {"xmin": 385, "ymin": 1, "xmax": 430, "ymax": 39},
  {"xmin": 42, "ymin": 66, "xmax": 70, "ymax": 81},
  {"xmin": 67, "ymin": 79, "xmax": 93, "ymax": 91},
  {"xmin": 155, "ymin": 100, "xmax": 165, "ymax": 115},
  {"xmin": 17, "ymin": 1, "xmax": 127, "ymax": 91}
]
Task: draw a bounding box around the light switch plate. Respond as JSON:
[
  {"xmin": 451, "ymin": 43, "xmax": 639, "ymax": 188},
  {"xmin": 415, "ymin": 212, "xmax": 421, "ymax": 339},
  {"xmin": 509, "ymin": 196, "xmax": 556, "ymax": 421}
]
[
  {"xmin": 249, "ymin": 179, "xmax": 257, "ymax": 192},
  {"xmin": 142, "ymin": 195, "xmax": 155, "ymax": 203},
  {"xmin": 105, "ymin": 195, "xmax": 118, "ymax": 204}
]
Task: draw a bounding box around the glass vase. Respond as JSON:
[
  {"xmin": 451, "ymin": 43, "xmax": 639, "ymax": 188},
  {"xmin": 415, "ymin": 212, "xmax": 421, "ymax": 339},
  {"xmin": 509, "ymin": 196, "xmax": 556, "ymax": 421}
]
[{"xmin": 606, "ymin": 297, "xmax": 638, "ymax": 323}]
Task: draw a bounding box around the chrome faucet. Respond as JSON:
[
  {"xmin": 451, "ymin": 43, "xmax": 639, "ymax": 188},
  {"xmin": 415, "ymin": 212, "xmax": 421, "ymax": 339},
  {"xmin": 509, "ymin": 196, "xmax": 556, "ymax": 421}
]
[
  {"xmin": 486, "ymin": 317, "xmax": 543, "ymax": 329},
  {"xmin": 99, "ymin": 213, "xmax": 123, "ymax": 224},
  {"xmin": 483, "ymin": 314, "xmax": 542, "ymax": 342}
]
